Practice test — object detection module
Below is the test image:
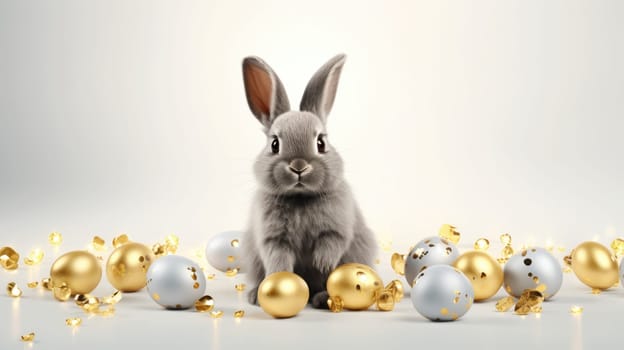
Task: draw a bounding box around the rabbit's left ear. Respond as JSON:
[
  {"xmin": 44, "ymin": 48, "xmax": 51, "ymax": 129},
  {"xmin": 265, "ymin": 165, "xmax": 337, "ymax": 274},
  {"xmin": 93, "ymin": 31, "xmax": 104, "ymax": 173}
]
[
  {"xmin": 243, "ymin": 56, "xmax": 291, "ymax": 127},
  {"xmin": 300, "ymin": 54, "xmax": 346, "ymax": 122}
]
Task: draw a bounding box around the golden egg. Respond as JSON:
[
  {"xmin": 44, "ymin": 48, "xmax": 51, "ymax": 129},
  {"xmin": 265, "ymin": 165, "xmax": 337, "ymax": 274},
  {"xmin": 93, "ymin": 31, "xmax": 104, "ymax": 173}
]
[
  {"xmin": 50, "ymin": 251, "xmax": 101, "ymax": 295},
  {"xmin": 326, "ymin": 263, "xmax": 383, "ymax": 310},
  {"xmin": 453, "ymin": 250, "xmax": 503, "ymax": 301},
  {"xmin": 571, "ymin": 241, "xmax": 618, "ymax": 290},
  {"xmin": 106, "ymin": 242, "xmax": 155, "ymax": 292},
  {"xmin": 257, "ymin": 272, "xmax": 309, "ymax": 318}
]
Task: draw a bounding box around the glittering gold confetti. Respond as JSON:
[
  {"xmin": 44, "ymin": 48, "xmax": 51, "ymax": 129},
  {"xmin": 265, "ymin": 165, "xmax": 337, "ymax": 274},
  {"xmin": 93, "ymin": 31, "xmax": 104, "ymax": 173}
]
[
  {"xmin": 611, "ymin": 238, "xmax": 624, "ymax": 256},
  {"xmin": 570, "ymin": 305, "xmax": 583, "ymax": 314},
  {"xmin": 390, "ymin": 253, "xmax": 406, "ymax": 276},
  {"xmin": 152, "ymin": 243, "xmax": 166, "ymax": 256},
  {"xmin": 501, "ymin": 245, "xmax": 514, "ymax": 258},
  {"xmin": 95, "ymin": 305, "xmax": 115, "ymax": 317},
  {"xmin": 112, "ymin": 234, "xmax": 129, "ymax": 248},
  {"xmin": 376, "ymin": 289, "xmax": 395, "ymax": 311},
  {"xmin": 102, "ymin": 291, "xmax": 122, "ymax": 305},
  {"xmin": 207, "ymin": 274, "xmax": 216, "ymax": 280},
  {"xmin": 231, "ymin": 239, "xmax": 239, "ymax": 248},
  {"xmin": 327, "ymin": 296, "xmax": 344, "ymax": 313},
  {"xmin": 385, "ymin": 280, "xmax": 404, "ymax": 302},
  {"xmin": 27, "ymin": 281, "xmax": 39, "ymax": 288},
  {"xmin": 41, "ymin": 278, "xmax": 53, "ymax": 291},
  {"xmin": 474, "ymin": 238, "xmax": 490, "ymax": 250},
  {"xmin": 235, "ymin": 283, "xmax": 246, "ymax": 292},
  {"xmin": 65, "ymin": 317, "xmax": 82, "ymax": 327},
  {"xmin": 75, "ymin": 294, "xmax": 101, "ymax": 312},
  {"xmin": 514, "ymin": 289, "xmax": 544, "ymax": 315},
  {"xmin": 53, "ymin": 282, "xmax": 72, "ymax": 301},
  {"xmin": 20, "ymin": 332, "xmax": 35, "ymax": 342},
  {"xmin": 7, "ymin": 282, "xmax": 23, "ymax": 297},
  {"xmin": 195, "ymin": 295, "xmax": 215, "ymax": 312},
  {"xmin": 210, "ymin": 310, "xmax": 224, "ymax": 319},
  {"xmin": 500, "ymin": 233, "xmax": 512, "ymax": 246},
  {"xmin": 165, "ymin": 234, "xmax": 179, "ymax": 254},
  {"xmin": 49, "ymin": 231, "xmax": 63, "ymax": 246},
  {"xmin": 92, "ymin": 236, "xmax": 106, "ymax": 251},
  {"xmin": 234, "ymin": 310, "xmax": 245, "ymax": 318},
  {"xmin": 0, "ymin": 246, "xmax": 19, "ymax": 270},
  {"xmin": 225, "ymin": 268, "xmax": 239, "ymax": 277},
  {"xmin": 563, "ymin": 254, "xmax": 572, "ymax": 267},
  {"xmin": 495, "ymin": 296, "xmax": 515, "ymax": 312},
  {"xmin": 24, "ymin": 248, "xmax": 44, "ymax": 265},
  {"xmin": 439, "ymin": 224, "xmax": 460, "ymax": 244}
]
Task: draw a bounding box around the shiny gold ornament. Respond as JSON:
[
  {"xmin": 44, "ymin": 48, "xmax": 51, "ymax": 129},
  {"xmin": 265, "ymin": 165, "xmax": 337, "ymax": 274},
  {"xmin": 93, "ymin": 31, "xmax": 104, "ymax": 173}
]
[
  {"xmin": 24, "ymin": 248, "xmax": 44, "ymax": 265},
  {"xmin": 452, "ymin": 251, "xmax": 503, "ymax": 301},
  {"xmin": 50, "ymin": 250, "xmax": 102, "ymax": 295},
  {"xmin": 0, "ymin": 246, "xmax": 19, "ymax": 270},
  {"xmin": 195, "ymin": 295, "xmax": 215, "ymax": 312},
  {"xmin": 257, "ymin": 271, "xmax": 309, "ymax": 318},
  {"xmin": 113, "ymin": 234, "xmax": 129, "ymax": 248},
  {"xmin": 49, "ymin": 231, "xmax": 63, "ymax": 246},
  {"xmin": 7, "ymin": 282, "xmax": 22, "ymax": 297},
  {"xmin": 376, "ymin": 289, "xmax": 395, "ymax": 311},
  {"xmin": 570, "ymin": 241, "xmax": 618, "ymax": 289},
  {"xmin": 390, "ymin": 253, "xmax": 405, "ymax": 275},
  {"xmin": 439, "ymin": 224, "xmax": 461, "ymax": 244},
  {"xmin": 106, "ymin": 242, "xmax": 154, "ymax": 292},
  {"xmin": 326, "ymin": 263, "xmax": 383, "ymax": 310},
  {"xmin": 474, "ymin": 238, "xmax": 490, "ymax": 250}
]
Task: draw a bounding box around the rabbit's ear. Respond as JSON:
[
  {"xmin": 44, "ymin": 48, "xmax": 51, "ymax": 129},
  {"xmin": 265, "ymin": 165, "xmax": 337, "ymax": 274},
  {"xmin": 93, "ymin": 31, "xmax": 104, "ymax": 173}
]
[
  {"xmin": 242, "ymin": 57, "xmax": 290, "ymax": 127},
  {"xmin": 300, "ymin": 54, "xmax": 346, "ymax": 122}
]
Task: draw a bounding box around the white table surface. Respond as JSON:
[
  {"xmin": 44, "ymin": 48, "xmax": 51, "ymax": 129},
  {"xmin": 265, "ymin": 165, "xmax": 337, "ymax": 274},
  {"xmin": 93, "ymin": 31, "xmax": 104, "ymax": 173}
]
[{"xmin": 0, "ymin": 245, "xmax": 619, "ymax": 350}]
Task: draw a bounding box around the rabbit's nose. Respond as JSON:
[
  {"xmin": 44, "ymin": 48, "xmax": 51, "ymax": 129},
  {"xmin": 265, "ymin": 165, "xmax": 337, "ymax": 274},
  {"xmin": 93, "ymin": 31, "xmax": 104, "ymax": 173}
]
[{"xmin": 289, "ymin": 159, "xmax": 310, "ymax": 175}]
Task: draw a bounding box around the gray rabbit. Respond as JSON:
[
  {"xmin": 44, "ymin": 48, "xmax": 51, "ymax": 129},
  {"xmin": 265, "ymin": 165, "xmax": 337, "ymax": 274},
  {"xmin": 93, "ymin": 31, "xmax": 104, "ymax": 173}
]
[{"xmin": 241, "ymin": 54, "xmax": 377, "ymax": 309}]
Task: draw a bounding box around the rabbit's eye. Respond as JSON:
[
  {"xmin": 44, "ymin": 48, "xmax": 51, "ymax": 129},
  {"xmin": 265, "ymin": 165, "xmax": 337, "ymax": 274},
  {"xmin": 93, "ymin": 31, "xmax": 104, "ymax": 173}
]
[
  {"xmin": 317, "ymin": 136, "xmax": 326, "ymax": 154},
  {"xmin": 271, "ymin": 137, "xmax": 279, "ymax": 154}
]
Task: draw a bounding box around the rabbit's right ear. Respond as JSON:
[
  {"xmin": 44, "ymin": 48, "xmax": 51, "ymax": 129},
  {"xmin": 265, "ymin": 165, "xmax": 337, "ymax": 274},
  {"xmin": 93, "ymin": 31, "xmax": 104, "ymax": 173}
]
[{"xmin": 242, "ymin": 57, "xmax": 290, "ymax": 127}]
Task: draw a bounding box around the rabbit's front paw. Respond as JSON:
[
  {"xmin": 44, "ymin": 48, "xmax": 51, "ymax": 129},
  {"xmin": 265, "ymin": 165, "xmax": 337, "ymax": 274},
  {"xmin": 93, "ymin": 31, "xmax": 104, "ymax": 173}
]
[{"xmin": 311, "ymin": 291, "xmax": 330, "ymax": 309}]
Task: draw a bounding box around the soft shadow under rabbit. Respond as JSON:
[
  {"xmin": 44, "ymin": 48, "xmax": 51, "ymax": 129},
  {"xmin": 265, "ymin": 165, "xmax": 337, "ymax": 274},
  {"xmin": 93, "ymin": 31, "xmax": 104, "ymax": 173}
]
[{"xmin": 241, "ymin": 54, "xmax": 376, "ymax": 309}]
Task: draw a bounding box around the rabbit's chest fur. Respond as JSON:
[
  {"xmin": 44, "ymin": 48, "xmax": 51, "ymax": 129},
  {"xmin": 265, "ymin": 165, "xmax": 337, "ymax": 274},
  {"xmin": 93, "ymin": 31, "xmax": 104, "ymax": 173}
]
[{"xmin": 254, "ymin": 192, "xmax": 355, "ymax": 256}]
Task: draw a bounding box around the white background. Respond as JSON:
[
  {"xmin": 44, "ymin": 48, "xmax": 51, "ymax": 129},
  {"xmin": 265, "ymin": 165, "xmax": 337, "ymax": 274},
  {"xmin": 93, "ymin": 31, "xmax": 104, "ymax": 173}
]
[{"xmin": 0, "ymin": 0, "xmax": 623, "ymax": 348}]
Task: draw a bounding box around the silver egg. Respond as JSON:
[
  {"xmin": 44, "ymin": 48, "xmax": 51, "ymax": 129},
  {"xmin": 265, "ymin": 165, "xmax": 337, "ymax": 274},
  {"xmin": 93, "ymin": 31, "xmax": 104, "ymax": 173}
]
[
  {"xmin": 411, "ymin": 265, "xmax": 474, "ymax": 321},
  {"xmin": 503, "ymin": 247, "xmax": 562, "ymax": 299},
  {"xmin": 205, "ymin": 230, "xmax": 244, "ymax": 272},
  {"xmin": 404, "ymin": 236, "xmax": 459, "ymax": 286},
  {"xmin": 146, "ymin": 255, "xmax": 206, "ymax": 309}
]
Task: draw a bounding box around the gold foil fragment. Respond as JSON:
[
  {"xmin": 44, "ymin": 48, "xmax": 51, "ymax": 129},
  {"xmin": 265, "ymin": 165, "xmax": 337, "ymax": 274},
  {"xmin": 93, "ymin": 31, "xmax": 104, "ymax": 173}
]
[
  {"xmin": 92, "ymin": 236, "xmax": 106, "ymax": 251},
  {"xmin": 24, "ymin": 248, "xmax": 44, "ymax": 265},
  {"xmin": 514, "ymin": 289, "xmax": 544, "ymax": 315},
  {"xmin": 41, "ymin": 278, "xmax": 53, "ymax": 291},
  {"xmin": 225, "ymin": 268, "xmax": 239, "ymax": 277},
  {"xmin": 7, "ymin": 282, "xmax": 23, "ymax": 297},
  {"xmin": 235, "ymin": 283, "xmax": 246, "ymax": 292},
  {"xmin": 376, "ymin": 289, "xmax": 395, "ymax": 311},
  {"xmin": 65, "ymin": 317, "xmax": 82, "ymax": 327},
  {"xmin": 49, "ymin": 231, "xmax": 63, "ymax": 246},
  {"xmin": 327, "ymin": 296, "xmax": 344, "ymax": 313},
  {"xmin": 207, "ymin": 274, "xmax": 216, "ymax": 280},
  {"xmin": 611, "ymin": 238, "xmax": 624, "ymax": 256},
  {"xmin": 112, "ymin": 234, "xmax": 129, "ymax": 248},
  {"xmin": 385, "ymin": 280, "xmax": 404, "ymax": 302},
  {"xmin": 474, "ymin": 238, "xmax": 490, "ymax": 250},
  {"xmin": 439, "ymin": 224, "xmax": 461, "ymax": 244},
  {"xmin": 234, "ymin": 310, "xmax": 245, "ymax": 318},
  {"xmin": 563, "ymin": 255, "xmax": 572, "ymax": 267},
  {"xmin": 231, "ymin": 239, "xmax": 239, "ymax": 248},
  {"xmin": 501, "ymin": 245, "xmax": 514, "ymax": 259},
  {"xmin": 27, "ymin": 281, "xmax": 39, "ymax": 288},
  {"xmin": 165, "ymin": 234, "xmax": 179, "ymax": 254},
  {"xmin": 570, "ymin": 305, "xmax": 583, "ymax": 314},
  {"xmin": 195, "ymin": 295, "xmax": 215, "ymax": 312},
  {"xmin": 495, "ymin": 296, "xmax": 515, "ymax": 312},
  {"xmin": 152, "ymin": 243, "xmax": 166, "ymax": 256},
  {"xmin": 500, "ymin": 233, "xmax": 512, "ymax": 246},
  {"xmin": 0, "ymin": 246, "xmax": 19, "ymax": 270},
  {"xmin": 390, "ymin": 253, "xmax": 406, "ymax": 276},
  {"xmin": 210, "ymin": 310, "xmax": 224, "ymax": 319},
  {"xmin": 591, "ymin": 288, "xmax": 601, "ymax": 295},
  {"xmin": 20, "ymin": 332, "xmax": 35, "ymax": 342},
  {"xmin": 53, "ymin": 282, "xmax": 72, "ymax": 301},
  {"xmin": 102, "ymin": 291, "xmax": 122, "ymax": 305}
]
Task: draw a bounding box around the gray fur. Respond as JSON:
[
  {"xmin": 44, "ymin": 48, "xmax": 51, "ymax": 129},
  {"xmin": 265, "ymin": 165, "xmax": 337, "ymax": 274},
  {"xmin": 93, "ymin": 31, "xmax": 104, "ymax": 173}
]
[{"xmin": 241, "ymin": 55, "xmax": 377, "ymax": 309}]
